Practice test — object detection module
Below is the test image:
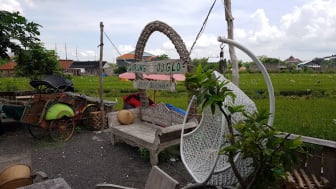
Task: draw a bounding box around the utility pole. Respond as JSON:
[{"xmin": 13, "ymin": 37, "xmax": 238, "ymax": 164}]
[
  {"xmin": 224, "ymin": 0, "xmax": 239, "ymax": 86},
  {"xmin": 65, "ymin": 42, "xmax": 68, "ymax": 60},
  {"xmin": 99, "ymin": 22, "xmax": 105, "ymax": 130}
]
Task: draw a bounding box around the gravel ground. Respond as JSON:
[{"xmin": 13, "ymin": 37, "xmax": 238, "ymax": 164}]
[{"xmin": 0, "ymin": 123, "xmax": 193, "ymax": 189}]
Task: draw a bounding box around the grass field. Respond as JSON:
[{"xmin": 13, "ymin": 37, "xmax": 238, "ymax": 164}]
[{"xmin": 1, "ymin": 73, "xmax": 335, "ymax": 140}]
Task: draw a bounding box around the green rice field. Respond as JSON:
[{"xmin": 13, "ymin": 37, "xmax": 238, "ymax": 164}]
[{"xmin": 1, "ymin": 73, "xmax": 335, "ymax": 140}]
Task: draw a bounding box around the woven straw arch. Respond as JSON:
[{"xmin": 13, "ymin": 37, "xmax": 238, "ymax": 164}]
[{"xmin": 134, "ymin": 20, "xmax": 192, "ymax": 107}]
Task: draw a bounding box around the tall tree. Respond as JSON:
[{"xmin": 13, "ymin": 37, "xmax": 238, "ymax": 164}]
[
  {"xmin": 157, "ymin": 54, "xmax": 169, "ymax": 60},
  {"xmin": 15, "ymin": 43, "xmax": 61, "ymax": 80},
  {"xmin": 0, "ymin": 11, "xmax": 41, "ymax": 59},
  {"xmin": 192, "ymin": 57, "xmax": 208, "ymax": 67},
  {"xmin": 223, "ymin": 0, "xmax": 239, "ymax": 86}
]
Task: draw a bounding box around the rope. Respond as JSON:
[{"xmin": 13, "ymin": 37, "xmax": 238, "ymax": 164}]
[
  {"xmin": 103, "ymin": 31, "xmax": 132, "ymax": 66},
  {"xmin": 104, "ymin": 31, "xmax": 122, "ymax": 56},
  {"xmin": 188, "ymin": 0, "xmax": 217, "ymax": 55}
]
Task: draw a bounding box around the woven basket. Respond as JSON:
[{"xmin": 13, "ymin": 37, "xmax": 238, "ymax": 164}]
[{"xmin": 88, "ymin": 111, "xmax": 107, "ymax": 130}]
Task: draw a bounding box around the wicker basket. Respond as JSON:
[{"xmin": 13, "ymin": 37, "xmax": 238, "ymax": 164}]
[
  {"xmin": 104, "ymin": 104, "xmax": 114, "ymax": 113},
  {"xmin": 88, "ymin": 111, "xmax": 108, "ymax": 130}
]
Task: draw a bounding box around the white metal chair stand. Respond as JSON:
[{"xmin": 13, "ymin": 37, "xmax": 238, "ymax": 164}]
[{"xmin": 180, "ymin": 37, "xmax": 275, "ymax": 188}]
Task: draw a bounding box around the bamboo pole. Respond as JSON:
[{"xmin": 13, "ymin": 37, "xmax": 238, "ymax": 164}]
[
  {"xmin": 99, "ymin": 22, "xmax": 105, "ymax": 130},
  {"xmin": 223, "ymin": 0, "xmax": 239, "ymax": 86}
]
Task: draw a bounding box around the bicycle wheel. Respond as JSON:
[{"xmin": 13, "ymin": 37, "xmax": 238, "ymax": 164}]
[
  {"xmin": 80, "ymin": 104, "xmax": 99, "ymax": 130},
  {"xmin": 28, "ymin": 124, "xmax": 49, "ymax": 139},
  {"xmin": 49, "ymin": 118, "xmax": 75, "ymax": 142}
]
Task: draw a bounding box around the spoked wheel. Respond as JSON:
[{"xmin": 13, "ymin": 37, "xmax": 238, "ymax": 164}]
[
  {"xmin": 49, "ymin": 118, "xmax": 75, "ymax": 142},
  {"xmin": 28, "ymin": 124, "xmax": 49, "ymax": 140}
]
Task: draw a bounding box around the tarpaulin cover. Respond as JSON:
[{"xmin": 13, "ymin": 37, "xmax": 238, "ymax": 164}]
[{"xmin": 30, "ymin": 75, "xmax": 74, "ymax": 92}]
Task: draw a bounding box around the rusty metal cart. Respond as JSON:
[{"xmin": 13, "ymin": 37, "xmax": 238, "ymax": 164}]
[{"xmin": 0, "ymin": 75, "xmax": 116, "ymax": 142}]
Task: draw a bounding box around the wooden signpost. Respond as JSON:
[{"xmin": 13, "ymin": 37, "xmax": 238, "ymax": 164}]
[
  {"xmin": 128, "ymin": 59, "xmax": 186, "ymax": 92},
  {"xmin": 127, "ymin": 59, "xmax": 187, "ymax": 74},
  {"xmin": 133, "ymin": 80, "xmax": 176, "ymax": 91}
]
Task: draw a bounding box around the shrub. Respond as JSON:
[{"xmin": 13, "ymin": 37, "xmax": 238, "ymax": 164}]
[{"xmin": 185, "ymin": 65, "xmax": 303, "ymax": 188}]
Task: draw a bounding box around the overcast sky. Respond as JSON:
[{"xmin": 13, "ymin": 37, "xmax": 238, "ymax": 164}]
[{"xmin": 2, "ymin": 0, "xmax": 336, "ymax": 62}]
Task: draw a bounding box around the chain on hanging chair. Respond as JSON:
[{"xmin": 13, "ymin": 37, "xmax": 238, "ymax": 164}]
[{"xmin": 180, "ymin": 37, "xmax": 275, "ymax": 188}]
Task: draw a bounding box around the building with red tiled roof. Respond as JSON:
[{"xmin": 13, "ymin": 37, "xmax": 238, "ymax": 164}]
[
  {"xmin": 59, "ymin": 59, "xmax": 73, "ymax": 70},
  {"xmin": 116, "ymin": 51, "xmax": 158, "ymax": 67},
  {"xmin": 0, "ymin": 61, "xmax": 16, "ymax": 76},
  {"xmin": 70, "ymin": 61, "xmax": 107, "ymax": 76},
  {"xmin": 284, "ymin": 56, "xmax": 302, "ymax": 71},
  {"xmin": 285, "ymin": 56, "xmax": 302, "ymax": 64},
  {"xmin": 0, "ymin": 60, "xmax": 75, "ymax": 77}
]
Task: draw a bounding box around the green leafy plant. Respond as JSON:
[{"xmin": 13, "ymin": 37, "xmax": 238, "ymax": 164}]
[
  {"xmin": 0, "ymin": 11, "xmax": 41, "ymax": 59},
  {"xmin": 15, "ymin": 43, "xmax": 62, "ymax": 80},
  {"xmin": 5, "ymin": 79, "xmax": 18, "ymax": 91},
  {"xmin": 75, "ymin": 126, "xmax": 82, "ymax": 133},
  {"xmin": 138, "ymin": 147, "xmax": 150, "ymax": 160},
  {"xmin": 185, "ymin": 65, "xmax": 303, "ymax": 189}
]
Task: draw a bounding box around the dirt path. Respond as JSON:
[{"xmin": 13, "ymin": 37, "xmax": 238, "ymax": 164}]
[{"xmin": 0, "ymin": 123, "xmax": 193, "ymax": 189}]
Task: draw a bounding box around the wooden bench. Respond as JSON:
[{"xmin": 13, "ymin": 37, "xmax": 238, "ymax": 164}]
[
  {"xmin": 279, "ymin": 133, "xmax": 336, "ymax": 188},
  {"xmin": 108, "ymin": 103, "xmax": 197, "ymax": 165},
  {"xmin": 96, "ymin": 165, "xmax": 179, "ymax": 189}
]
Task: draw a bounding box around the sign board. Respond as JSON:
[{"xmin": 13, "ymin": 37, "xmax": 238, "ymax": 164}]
[
  {"xmin": 127, "ymin": 59, "xmax": 187, "ymax": 74},
  {"xmin": 133, "ymin": 80, "xmax": 176, "ymax": 91}
]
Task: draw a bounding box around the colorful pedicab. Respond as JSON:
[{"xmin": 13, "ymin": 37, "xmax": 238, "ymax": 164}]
[{"xmin": 1, "ymin": 75, "xmax": 114, "ymax": 142}]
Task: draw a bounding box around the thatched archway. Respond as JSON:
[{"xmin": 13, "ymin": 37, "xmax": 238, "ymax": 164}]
[{"xmin": 134, "ymin": 20, "xmax": 191, "ymax": 107}]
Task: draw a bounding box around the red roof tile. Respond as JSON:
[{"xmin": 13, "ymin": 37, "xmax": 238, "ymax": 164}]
[
  {"xmin": 117, "ymin": 53, "xmax": 135, "ymax": 60},
  {"xmin": 59, "ymin": 60, "xmax": 73, "ymax": 69},
  {"xmin": 146, "ymin": 56, "xmax": 157, "ymax": 61},
  {"xmin": 0, "ymin": 61, "xmax": 16, "ymax": 70},
  {"xmin": 285, "ymin": 56, "xmax": 302, "ymax": 63}
]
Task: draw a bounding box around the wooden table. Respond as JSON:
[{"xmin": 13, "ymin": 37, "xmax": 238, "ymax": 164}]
[{"xmin": 17, "ymin": 177, "xmax": 71, "ymax": 189}]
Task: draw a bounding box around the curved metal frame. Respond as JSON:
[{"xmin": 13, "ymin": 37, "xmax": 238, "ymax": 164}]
[
  {"xmin": 180, "ymin": 37, "xmax": 276, "ymax": 188},
  {"xmin": 217, "ymin": 36, "xmax": 275, "ymax": 126}
]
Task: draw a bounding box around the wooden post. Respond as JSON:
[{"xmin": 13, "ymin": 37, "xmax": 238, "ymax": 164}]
[
  {"xmin": 224, "ymin": 0, "xmax": 239, "ymax": 86},
  {"xmin": 99, "ymin": 22, "xmax": 105, "ymax": 130}
]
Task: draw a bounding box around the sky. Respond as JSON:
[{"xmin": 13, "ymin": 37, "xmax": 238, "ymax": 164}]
[{"xmin": 1, "ymin": 0, "xmax": 336, "ymax": 62}]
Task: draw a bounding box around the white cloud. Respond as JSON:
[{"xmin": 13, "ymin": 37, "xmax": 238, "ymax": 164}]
[
  {"xmin": 162, "ymin": 41, "xmax": 175, "ymax": 50},
  {"xmin": 281, "ymin": 0, "xmax": 336, "ymax": 39},
  {"xmin": 147, "ymin": 49, "xmax": 165, "ymax": 56},
  {"xmin": 191, "ymin": 35, "xmax": 219, "ymax": 48},
  {"xmin": 0, "ymin": 0, "xmax": 23, "ymax": 12},
  {"xmin": 117, "ymin": 45, "xmax": 134, "ymax": 55},
  {"xmin": 231, "ymin": 0, "xmax": 336, "ymax": 61},
  {"xmin": 3, "ymin": 0, "xmax": 336, "ymax": 62},
  {"xmin": 79, "ymin": 50, "xmax": 96, "ymax": 59},
  {"xmin": 234, "ymin": 28, "xmax": 248, "ymax": 39},
  {"xmin": 23, "ymin": 0, "xmax": 36, "ymax": 9},
  {"xmin": 278, "ymin": 0, "xmax": 336, "ymax": 55},
  {"xmin": 246, "ymin": 9, "xmax": 284, "ymax": 44}
]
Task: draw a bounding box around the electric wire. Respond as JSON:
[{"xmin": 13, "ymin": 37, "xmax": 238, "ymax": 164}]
[
  {"xmin": 103, "ymin": 31, "xmax": 132, "ymax": 65},
  {"xmin": 104, "ymin": 31, "xmax": 122, "ymax": 56},
  {"xmin": 188, "ymin": 0, "xmax": 217, "ymax": 56}
]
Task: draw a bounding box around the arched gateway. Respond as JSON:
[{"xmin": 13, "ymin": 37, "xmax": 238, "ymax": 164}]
[{"xmin": 133, "ymin": 20, "xmax": 192, "ymax": 107}]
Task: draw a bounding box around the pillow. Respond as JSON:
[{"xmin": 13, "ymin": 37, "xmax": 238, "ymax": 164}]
[
  {"xmin": 117, "ymin": 110, "xmax": 134, "ymax": 125},
  {"xmin": 128, "ymin": 97, "xmax": 141, "ymax": 107}
]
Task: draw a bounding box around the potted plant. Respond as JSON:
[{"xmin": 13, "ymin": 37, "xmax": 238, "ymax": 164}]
[{"xmin": 185, "ymin": 65, "xmax": 303, "ymax": 189}]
